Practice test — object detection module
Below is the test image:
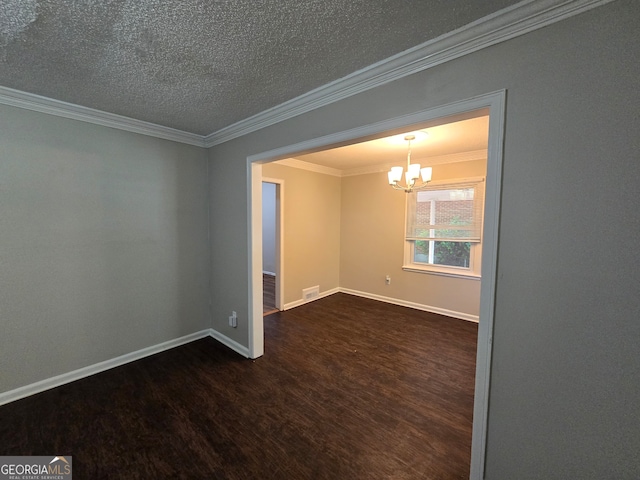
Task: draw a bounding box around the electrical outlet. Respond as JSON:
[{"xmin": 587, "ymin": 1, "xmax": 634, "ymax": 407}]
[
  {"xmin": 385, "ymin": 275, "xmax": 391, "ymax": 285},
  {"xmin": 228, "ymin": 311, "xmax": 237, "ymax": 328}
]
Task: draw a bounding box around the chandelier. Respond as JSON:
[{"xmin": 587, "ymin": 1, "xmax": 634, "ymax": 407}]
[{"xmin": 387, "ymin": 134, "xmax": 432, "ymax": 193}]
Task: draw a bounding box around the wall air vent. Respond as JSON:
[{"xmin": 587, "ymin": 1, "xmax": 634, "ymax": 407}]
[{"xmin": 302, "ymin": 285, "xmax": 320, "ymax": 301}]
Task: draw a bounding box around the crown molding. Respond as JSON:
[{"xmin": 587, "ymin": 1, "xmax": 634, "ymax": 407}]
[
  {"xmin": 204, "ymin": 0, "xmax": 613, "ymax": 147},
  {"xmin": 341, "ymin": 149, "xmax": 488, "ymax": 177},
  {"xmin": 0, "ymin": 0, "xmax": 612, "ymax": 148},
  {"xmin": 414, "ymin": 149, "xmax": 488, "ymax": 167},
  {"xmin": 0, "ymin": 85, "xmax": 206, "ymax": 147},
  {"xmin": 273, "ymin": 149, "xmax": 487, "ymax": 177},
  {"xmin": 273, "ymin": 158, "xmax": 342, "ymax": 177}
]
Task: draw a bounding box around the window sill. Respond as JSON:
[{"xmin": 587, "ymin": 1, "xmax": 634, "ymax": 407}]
[{"xmin": 402, "ymin": 265, "xmax": 482, "ymax": 280}]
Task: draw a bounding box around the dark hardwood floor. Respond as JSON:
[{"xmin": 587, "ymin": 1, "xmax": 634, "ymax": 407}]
[
  {"xmin": 263, "ymin": 273, "xmax": 277, "ymax": 315},
  {"xmin": 0, "ymin": 293, "xmax": 478, "ymax": 479}
]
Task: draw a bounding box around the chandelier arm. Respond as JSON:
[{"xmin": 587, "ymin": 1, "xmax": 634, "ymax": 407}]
[
  {"xmin": 411, "ymin": 181, "xmax": 432, "ymax": 191},
  {"xmin": 386, "ymin": 133, "xmax": 431, "ymax": 194}
]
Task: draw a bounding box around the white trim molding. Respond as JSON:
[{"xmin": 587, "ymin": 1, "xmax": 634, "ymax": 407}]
[
  {"xmin": 339, "ymin": 289, "xmax": 479, "ymax": 323},
  {"xmin": 261, "ymin": 177, "xmax": 286, "ymax": 312},
  {"xmin": 280, "ymin": 149, "xmax": 488, "ymax": 178},
  {"xmin": 205, "ymin": 0, "xmax": 613, "ymax": 147},
  {"xmin": 0, "ymin": 85, "xmax": 206, "ymax": 147},
  {"xmin": 283, "ymin": 287, "xmax": 341, "ymax": 311},
  {"xmin": 0, "ymin": 329, "xmax": 255, "ymax": 406},
  {"xmin": 209, "ymin": 329, "xmax": 250, "ymax": 358},
  {"xmin": 274, "ymin": 158, "xmax": 342, "ymax": 177},
  {"xmin": 283, "ymin": 286, "xmax": 480, "ymax": 321},
  {"xmin": 248, "ymin": 163, "xmax": 265, "ymax": 359},
  {"xmin": 0, "ymin": 1, "xmax": 611, "ymax": 148},
  {"xmin": 0, "ymin": 330, "xmax": 212, "ymax": 407},
  {"xmin": 248, "ymin": 90, "xmax": 507, "ymax": 480},
  {"xmin": 341, "ymin": 149, "xmax": 488, "ymax": 177}
]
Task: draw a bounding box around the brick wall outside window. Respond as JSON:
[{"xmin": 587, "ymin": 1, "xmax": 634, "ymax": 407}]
[{"xmin": 416, "ymin": 199, "xmax": 473, "ymax": 226}]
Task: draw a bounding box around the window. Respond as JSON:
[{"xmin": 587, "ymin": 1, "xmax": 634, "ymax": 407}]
[{"xmin": 403, "ymin": 178, "xmax": 484, "ymax": 278}]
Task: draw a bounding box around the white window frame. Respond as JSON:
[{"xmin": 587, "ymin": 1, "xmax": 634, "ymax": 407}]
[{"xmin": 402, "ymin": 177, "xmax": 485, "ymax": 279}]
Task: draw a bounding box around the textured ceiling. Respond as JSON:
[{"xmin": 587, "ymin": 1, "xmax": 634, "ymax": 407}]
[{"xmin": 0, "ymin": 0, "xmax": 521, "ymax": 135}]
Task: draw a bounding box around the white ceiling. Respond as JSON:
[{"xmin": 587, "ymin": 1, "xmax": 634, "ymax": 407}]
[
  {"xmin": 290, "ymin": 114, "xmax": 489, "ymax": 173},
  {"xmin": 0, "ymin": 0, "xmax": 521, "ymax": 136}
]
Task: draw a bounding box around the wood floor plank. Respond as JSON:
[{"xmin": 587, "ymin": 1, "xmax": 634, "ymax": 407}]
[
  {"xmin": 263, "ymin": 274, "xmax": 277, "ymax": 315},
  {"xmin": 0, "ymin": 293, "xmax": 477, "ymax": 479}
]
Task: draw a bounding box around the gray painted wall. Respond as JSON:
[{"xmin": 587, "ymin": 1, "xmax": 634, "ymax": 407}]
[
  {"xmin": 208, "ymin": 1, "xmax": 640, "ymax": 477},
  {"xmin": 0, "ymin": 105, "xmax": 210, "ymax": 393}
]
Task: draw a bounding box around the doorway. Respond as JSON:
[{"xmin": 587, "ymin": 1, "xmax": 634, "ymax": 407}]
[
  {"xmin": 247, "ymin": 91, "xmax": 505, "ymax": 479},
  {"xmin": 262, "ymin": 179, "xmax": 283, "ymax": 315}
]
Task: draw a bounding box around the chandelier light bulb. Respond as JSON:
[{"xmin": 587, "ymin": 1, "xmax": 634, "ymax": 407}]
[{"xmin": 387, "ymin": 133, "xmax": 432, "ymax": 193}]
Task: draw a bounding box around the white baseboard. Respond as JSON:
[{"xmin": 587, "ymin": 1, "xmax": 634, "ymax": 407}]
[
  {"xmin": 0, "ymin": 329, "xmax": 212, "ymax": 407},
  {"xmin": 209, "ymin": 328, "xmax": 250, "ymax": 358},
  {"xmin": 282, "ymin": 287, "xmax": 478, "ymax": 322},
  {"xmin": 0, "ymin": 291, "xmax": 474, "ymax": 406},
  {"xmin": 339, "ymin": 288, "xmax": 479, "ymax": 323},
  {"xmin": 283, "ymin": 287, "xmax": 340, "ymax": 310}
]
